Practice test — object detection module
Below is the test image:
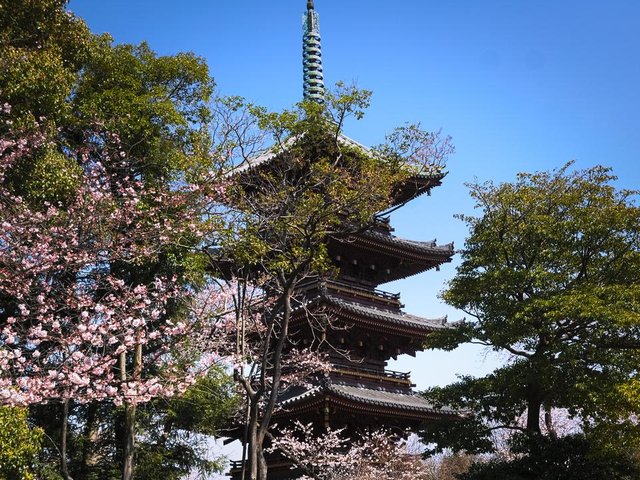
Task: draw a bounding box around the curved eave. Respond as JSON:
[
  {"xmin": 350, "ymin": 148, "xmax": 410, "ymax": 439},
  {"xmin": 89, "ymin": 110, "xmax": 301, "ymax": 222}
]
[
  {"xmin": 289, "ymin": 294, "xmax": 450, "ymax": 342},
  {"xmin": 229, "ymin": 134, "xmax": 447, "ymax": 197},
  {"xmin": 328, "ymin": 384, "xmax": 458, "ymax": 418},
  {"xmin": 357, "ymin": 231, "xmax": 454, "ymax": 258},
  {"xmin": 229, "ymin": 137, "xmax": 295, "ymax": 176},
  {"xmin": 332, "ymin": 231, "xmax": 454, "ymax": 282},
  {"xmin": 276, "ymin": 384, "xmax": 459, "ymax": 421},
  {"xmin": 230, "ymin": 133, "xmax": 371, "ymax": 176},
  {"xmin": 391, "ymin": 171, "xmax": 447, "ymax": 207},
  {"xmin": 320, "ymin": 296, "xmax": 448, "ymax": 336}
]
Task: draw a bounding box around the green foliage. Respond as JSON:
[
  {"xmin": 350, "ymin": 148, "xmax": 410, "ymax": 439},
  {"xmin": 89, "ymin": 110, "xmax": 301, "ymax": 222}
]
[
  {"xmin": 162, "ymin": 368, "xmax": 240, "ymax": 436},
  {"xmin": 459, "ymin": 434, "xmax": 640, "ymax": 480},
  {"xmin": 423, "ymin": 162, "xmax": 640, "ymax": 458},
  {"xmin": 2, "ymin": 2, "xmax": 228, "ymax": 480},
  {"xmin": 126, "ymin": 369, "xmax": 239, "ymax": 480},
  {"xmin": 31, "ymin": 369, "xmax": 237, "ymax": 480},
  {"xmin": 0, "ymin": 0, "xmax": 98, "ymax": 128},
  {"xmin": 0, "ymin": 406, "xmax": 43, "ymax": 480},
  {"xmin": 20, "ymin": 148, "xmax": 83, "ymax": 206},
  {"xmin": 72, "ymin": 41, "xmax": 213, "ymax": 181},
  {"xmin": 1, "ymin": 0, "xmax": 215, "ymax": 199},
  {"xmin": 222, "ymin": 90, "xmax": 410, "ymax": 282}
]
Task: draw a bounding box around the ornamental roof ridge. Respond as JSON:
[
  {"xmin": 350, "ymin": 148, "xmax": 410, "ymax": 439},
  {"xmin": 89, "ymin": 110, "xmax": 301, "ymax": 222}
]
[
  {"xmin": 278, "ymin": 385, "xmax": 323, "ymax": 408},
  {"xmin": 357, "ymin": 229, "xmax": 455, "ymax": 253}
]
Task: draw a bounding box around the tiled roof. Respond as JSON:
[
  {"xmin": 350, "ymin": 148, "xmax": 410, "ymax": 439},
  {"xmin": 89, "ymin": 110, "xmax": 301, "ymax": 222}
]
[
  {"xmin": 231, "ymin": 133, "xmax": 369, "ymax": 174},
  {"xmin": 330, "ymin": 231, "xmax": 454, "ymax": 283},
  {"xmin": 323, "ymin": 295, "xmax": 448, "ymax": 332},
  {"xmin": 357, "ymin": 230, "xmax": 454, "ymax": 256},
  {"xmin": 230, "ymin": 133, "xmax": 446, "ymax": 187},
  {"xmin": 328, "ymin": 384, "xmax": 456, "ymax": 414},
  {"xmin": 278, "ymin": 382, "xmax": 457, "ymax": 416},
  {"xmin": 279, "ymin": 386, "xmax": 323, "ymax": 407}
]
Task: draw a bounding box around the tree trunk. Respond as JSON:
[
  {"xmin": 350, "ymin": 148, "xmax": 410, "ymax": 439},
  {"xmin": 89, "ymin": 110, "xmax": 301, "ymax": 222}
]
[
  {"xmin": 121, "ymin": 340, "xmax": 142, "ymax": 480},
  {"xmin": 526, "ymin": 397, "xmax": 542, "ymax": 433},
  {"xmin": 122, "ymin": 401, "xmax": 137, "ymax": 480},
  {"xmin": 243, "ymin": 280, "xmax": 295, "ymax": 480},
  {"xmin": 544, "ymin": 403, "xmax": 557, "ymax": 439},
  {"xmin": 239, "ymin": 396, "xmax": 251, "ymax": 480},
  {"xmin": 61, "ymin": 399, "xmax": 74, "ymax": 480},
  {"xmin": 249, "ymin": 422, "xmax": 258, "ymax": 480},
  {"xmin": 257, "ymin": 450, "xmax": 268, "ymax": 480},
  {"xmin": 80, "ymin": 402, "xmax": 100, "ymax": 477}
]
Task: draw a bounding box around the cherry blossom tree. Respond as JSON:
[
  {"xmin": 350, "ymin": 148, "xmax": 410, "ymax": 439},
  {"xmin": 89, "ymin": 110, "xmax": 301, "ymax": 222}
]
[
  {"xmin": 269, "ymin": 421, "xmax": 432, "ymax": 480},
  {"xmin": 0, "ymin": 109, "xmax": 230, "ymax": 479},
  {"xmin": 2, "ymin": 3, "xmax": 233, "ymax": 478}
]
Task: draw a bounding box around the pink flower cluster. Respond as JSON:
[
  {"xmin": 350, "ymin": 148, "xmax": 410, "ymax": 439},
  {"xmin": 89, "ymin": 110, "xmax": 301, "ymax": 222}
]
[
  {"xmin": 0, "ymin": 117, "xmax": 230, "ymax": 406},
  {"xmin": 270, "ymin": 422, "xmax": 429, "ymax": 480}
]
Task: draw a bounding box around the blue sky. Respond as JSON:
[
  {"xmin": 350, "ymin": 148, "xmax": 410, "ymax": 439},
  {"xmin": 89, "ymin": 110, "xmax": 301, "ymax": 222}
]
[{"xmin": 70, "ymin": 0, "xmax": 640, "ymax": 389}]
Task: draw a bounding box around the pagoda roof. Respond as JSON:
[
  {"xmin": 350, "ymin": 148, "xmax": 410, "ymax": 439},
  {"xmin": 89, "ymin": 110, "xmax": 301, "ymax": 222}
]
[
  {"xmin": 357, "ymin": 230, "xmax": 454, "ymax": 258},
  {"xmin": 328, "ymin": 383, "xmax": 455, "ymax": 414},
  {"xmin": 321, "ymin": 294, "xmax": 448, "ymax": 333},
  {"xmin": 278, "ymin": 382, "xmax": 458, "ymax": 419},
  {"xmin": 231, "ymin": 133, "xmax": 369, "ymax": 174},
  {"xmin": 231, "ymin": 133, "xmax": 446, "ymax": 206},
  {"xmin": 391, "ymin": 171, "xmax": 446, "ymax": 207},
  {"xmin": 331, "ymin": 231, "xmax": 454, "ymax": 283}
]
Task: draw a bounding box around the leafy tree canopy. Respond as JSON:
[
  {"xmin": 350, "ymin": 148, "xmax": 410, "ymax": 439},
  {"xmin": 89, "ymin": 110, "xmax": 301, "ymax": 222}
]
[
  {"xmin": 1, "ymin": 2, "xmax": 230, "ymax": 479},
  {"xmin": 0, "ymin": 406, "xmax": 43, "ymax": 480},
  {"xmin": 423, "ymin": 162, "xmax": 640, "ymax": 454},
  {"xmin": 459, "ymin": 433, "xmax": 640, "ymax": 480}
]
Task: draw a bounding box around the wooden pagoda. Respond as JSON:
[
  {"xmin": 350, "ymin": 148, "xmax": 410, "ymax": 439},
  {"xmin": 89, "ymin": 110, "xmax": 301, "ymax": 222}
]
[{"xmin": 228, "ymin": 2, "xmax": 457, "ymax": 478}]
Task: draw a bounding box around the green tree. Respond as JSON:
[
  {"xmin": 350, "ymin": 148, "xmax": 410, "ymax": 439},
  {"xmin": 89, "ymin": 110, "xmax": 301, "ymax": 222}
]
[
  {"xmin": 422, "ymin": 163, "xmax": 640, "ymax": 459},
  {"xmin": 459, "ymin": 434, "xmax": 640, "ymax": 480},
  {"xmin": 133, "ymin": 369, "xmax": 239, "ymax": 480},
  {"xmin": 1, "ymin": 2, "xmax": 228, "ymax": 480},
  {"xmin": 30, "ymin": 369, "xmax": 238, "ymax": 480},
  {"xmin": 0, "ymin": 0, "xmax": 97, "ymax": 129},
  {"xmin": 0, "ymin": 406, "xmax": 43, "ymax": 480}
]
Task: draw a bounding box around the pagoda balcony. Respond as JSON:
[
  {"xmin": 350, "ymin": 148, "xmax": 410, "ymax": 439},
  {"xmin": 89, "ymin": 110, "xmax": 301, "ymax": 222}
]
[
  {"xmin": 296, "ymin": 278, "xmax": 403, "ymax": 310},
  {"xmin": 329, "ymin": 364, "xmax": 414, "ymax": 388}
]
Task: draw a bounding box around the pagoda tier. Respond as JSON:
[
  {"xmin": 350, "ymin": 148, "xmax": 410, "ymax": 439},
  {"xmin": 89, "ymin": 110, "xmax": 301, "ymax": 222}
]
[
  {"xmin": 228, "ymin": 375, "xmax": 459, "ymax": 480},
  {"xmin": 238, "ymin": 362, "xmax": 460, "ymax": 480},
  {"xmin": 233, "ymin": 133, "xmax": 447, "ymax": 210},
  {"xmin": 293, "ymin": 279, "xmax": 449, "ymax": 362},
  {"xmin": 275, "ymin": 277, "xmax": 457, "ymax": 449},
  {"xmin": 276, "ymin": 379, "xmax": 459, "ymax": 430},
  {"xmin": 329, "ymin": 228, "xmax": 454, "ymax": 285},
  {"xmin": 210, "ymin": 226, "xmax": 453, "ymax": 286}
]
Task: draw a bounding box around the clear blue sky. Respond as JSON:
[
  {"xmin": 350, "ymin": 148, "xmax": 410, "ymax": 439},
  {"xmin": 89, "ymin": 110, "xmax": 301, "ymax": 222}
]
[{"xmin": 70, "ymin": 0, "xmax": 640, "ymax": 389}]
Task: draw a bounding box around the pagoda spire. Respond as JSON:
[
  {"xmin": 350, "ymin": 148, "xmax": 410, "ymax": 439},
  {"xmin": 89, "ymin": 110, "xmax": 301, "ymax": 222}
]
[{"xmin": 302, "ymin": 0, "xmax": 324, "ymax": 102}]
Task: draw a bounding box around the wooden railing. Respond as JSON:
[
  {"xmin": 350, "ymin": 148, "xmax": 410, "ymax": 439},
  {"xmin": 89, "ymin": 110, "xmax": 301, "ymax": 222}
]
[
  {"xmin": 330, "ymin": 364, "xmax": 411, "ymax": 384},
  {"xmin": 297, "ymin": 278, "xmax": 401, "ymax": 305}
]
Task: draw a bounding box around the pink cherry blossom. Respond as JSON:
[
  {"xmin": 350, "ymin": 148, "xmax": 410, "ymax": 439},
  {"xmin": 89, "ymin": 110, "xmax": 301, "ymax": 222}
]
[{"xmin": 1, "ymin": 112, "xmax": 232, "ymax": 407}]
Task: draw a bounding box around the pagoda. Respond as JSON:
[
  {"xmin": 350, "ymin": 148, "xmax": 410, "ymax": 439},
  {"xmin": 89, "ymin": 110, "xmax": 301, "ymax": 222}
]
[{"xmin": 228, "ymin": 2, "xmax": 457, "ymax": 478}]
